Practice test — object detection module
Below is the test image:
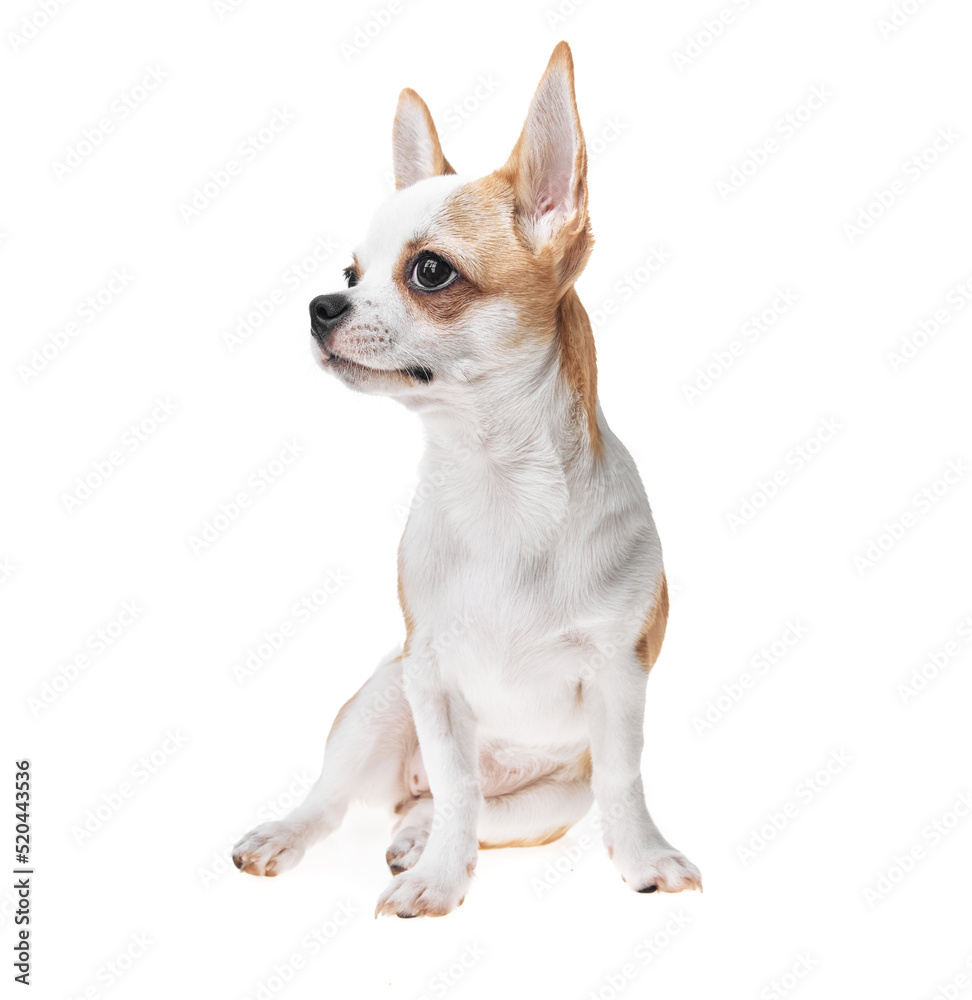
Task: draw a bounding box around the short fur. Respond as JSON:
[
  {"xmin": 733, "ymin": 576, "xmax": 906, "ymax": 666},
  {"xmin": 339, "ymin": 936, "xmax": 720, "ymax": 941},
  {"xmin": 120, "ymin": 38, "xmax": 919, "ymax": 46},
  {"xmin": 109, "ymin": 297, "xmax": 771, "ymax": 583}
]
[{"xmin": 232, "ymin": 41, "xmax": 701, "ymax": 917}]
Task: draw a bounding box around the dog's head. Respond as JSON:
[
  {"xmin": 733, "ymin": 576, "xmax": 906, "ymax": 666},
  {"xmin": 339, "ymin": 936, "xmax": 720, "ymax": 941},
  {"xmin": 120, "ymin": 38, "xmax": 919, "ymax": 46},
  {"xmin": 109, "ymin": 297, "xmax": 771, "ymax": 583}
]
[{"xmin": 309, "ymin": 42, "xmax": 595, "ymax": 412}]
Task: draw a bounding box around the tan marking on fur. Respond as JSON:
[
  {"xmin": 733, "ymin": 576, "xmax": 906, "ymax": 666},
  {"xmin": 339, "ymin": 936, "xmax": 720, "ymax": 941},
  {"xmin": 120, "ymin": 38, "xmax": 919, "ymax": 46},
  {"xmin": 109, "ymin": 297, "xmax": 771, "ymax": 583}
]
[
  {"xmin": 635, "ymin": 573, "xmax": 669, "ymax": 674},
  {"xmin": 400, "ymin": 175, "xmax": 562, "ymax": 335},
  {"xmin": 479, "ymin": 824, "xmax": 570, "ymax": 850},
  {"xmin": 326, "ymin": 690, "xmax": 358, "ymax": 745},
  {"xmin": 497, "ymin": 41, "xmax": 593, "ymax": 288},
  {"xmin": 392, "ymin": 88, "xmax": 455, "ymax": 190},
  {"xmin": 405, "ymin": 171, "xmax": 600, "ymax": 451},
  {"xmin": 397, "ymin": 570, "xmax": 414, "ymax": 656},
  {"xmin": 404, "ymin": 43, "xmax": 599, "ymax": 453},
  {"xmin": 345, "ymin": 254, "xmax": 361, "ymax": 284},
  {"xmin": 575, "ymin": 746, "xmax": 593, "ymax": 782},
  {"xmin": 557, "ymin": 287, "xmax": 602, "ymax": 455}
]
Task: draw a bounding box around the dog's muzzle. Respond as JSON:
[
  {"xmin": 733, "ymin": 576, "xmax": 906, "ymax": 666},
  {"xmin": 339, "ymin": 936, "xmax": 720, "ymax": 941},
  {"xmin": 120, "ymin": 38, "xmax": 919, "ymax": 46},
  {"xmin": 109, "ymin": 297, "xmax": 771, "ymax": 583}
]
[{"xmin": 309, "ymin": 293, "xmax": 351, "ymax": 344}]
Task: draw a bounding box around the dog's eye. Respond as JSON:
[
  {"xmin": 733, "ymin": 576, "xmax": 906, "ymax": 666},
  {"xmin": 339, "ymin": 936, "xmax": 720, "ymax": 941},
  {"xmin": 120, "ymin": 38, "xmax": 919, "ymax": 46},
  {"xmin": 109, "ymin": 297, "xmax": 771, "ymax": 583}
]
[
  {"xmin": 411, "ymin": 253, "xmax": 457, "ymax": 290},
  {"xmin": 343, "ymin": 266, "xmax": 358, "ymax": 288}
]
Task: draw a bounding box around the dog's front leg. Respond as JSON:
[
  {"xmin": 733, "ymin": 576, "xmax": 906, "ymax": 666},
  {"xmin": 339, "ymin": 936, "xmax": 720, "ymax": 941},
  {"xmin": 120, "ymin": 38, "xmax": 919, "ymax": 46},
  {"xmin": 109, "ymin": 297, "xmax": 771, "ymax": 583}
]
[
  {"xmin": 375, "ymin": 653, "xmax": 481, "ymax": 918},
  {"xmin": 585, "ymin": 658, "xmax": 702, "ymax": 894}
]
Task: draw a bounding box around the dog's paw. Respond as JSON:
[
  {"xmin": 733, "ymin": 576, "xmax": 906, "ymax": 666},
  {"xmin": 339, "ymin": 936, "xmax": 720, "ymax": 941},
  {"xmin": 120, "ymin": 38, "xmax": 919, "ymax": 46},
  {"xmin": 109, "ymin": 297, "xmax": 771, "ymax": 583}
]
[
  {"xmin": 232, "ymin": 820, "xmax": 307, "ymax": 877},
  {"xmin": 385, "ymin": 827, "xmax": 429, "ymax": 875},
  {"xmin": 616, "ymin": 848, "xmax": 702, "ymax": 894},
  {"xmin": 374, "ymin": 863, "xmax": 471, "ymax": 918}
]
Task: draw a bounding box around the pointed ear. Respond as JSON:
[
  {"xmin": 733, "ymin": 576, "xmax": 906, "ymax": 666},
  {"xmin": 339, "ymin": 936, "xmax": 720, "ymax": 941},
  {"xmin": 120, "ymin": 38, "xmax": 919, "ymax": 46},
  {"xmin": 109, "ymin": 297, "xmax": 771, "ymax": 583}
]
[
  {"xmin": 392, "ymin": 88, "xmax": 455, "ymax": 190},
  {"xmin": 502, "ymin": 42, "xmax": 590, "ymax": 271}
]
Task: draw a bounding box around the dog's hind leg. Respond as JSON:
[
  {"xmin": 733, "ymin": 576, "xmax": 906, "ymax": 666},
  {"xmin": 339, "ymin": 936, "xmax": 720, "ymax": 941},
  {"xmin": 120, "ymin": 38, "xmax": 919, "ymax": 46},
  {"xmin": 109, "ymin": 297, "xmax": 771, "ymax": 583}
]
[
  {"xmin": 233, "ymin": 651, "xmax": 416, "ymax": 877},
  {"xmin": 383, "ymin": 770, "xmax": 594, "ymax": 875},
  {"xmin": 477, "ymin": 775, "xmax": 594, "ymax": 850}
]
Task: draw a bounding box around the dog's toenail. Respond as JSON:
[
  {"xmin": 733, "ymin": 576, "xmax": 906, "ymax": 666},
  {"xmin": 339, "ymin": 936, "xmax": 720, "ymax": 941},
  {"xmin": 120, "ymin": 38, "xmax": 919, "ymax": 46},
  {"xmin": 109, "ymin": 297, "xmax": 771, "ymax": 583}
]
[
  {"xmin": 638, "ymin": 885, "xmax": 658, "ymax": 893},
  {"xmin": 397, "ymin": 912, "xmax": 418, "ymax": 918}
]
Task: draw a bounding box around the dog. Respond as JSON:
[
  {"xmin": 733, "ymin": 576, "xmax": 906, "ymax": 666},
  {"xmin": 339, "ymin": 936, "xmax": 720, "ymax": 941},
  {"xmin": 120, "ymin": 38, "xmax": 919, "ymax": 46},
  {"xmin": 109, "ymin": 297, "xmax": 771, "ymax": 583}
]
[{"xmin": 232, "ymin": 41, "xmax": 702, "ymax": 918}]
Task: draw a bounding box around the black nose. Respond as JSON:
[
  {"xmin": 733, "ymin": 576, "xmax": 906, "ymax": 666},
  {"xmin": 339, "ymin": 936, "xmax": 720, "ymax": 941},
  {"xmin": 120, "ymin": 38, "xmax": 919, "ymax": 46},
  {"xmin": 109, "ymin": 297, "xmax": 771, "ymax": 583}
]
[{"xmin": 309, "ymin": 293, "xmax": 350, "ymax": 342}]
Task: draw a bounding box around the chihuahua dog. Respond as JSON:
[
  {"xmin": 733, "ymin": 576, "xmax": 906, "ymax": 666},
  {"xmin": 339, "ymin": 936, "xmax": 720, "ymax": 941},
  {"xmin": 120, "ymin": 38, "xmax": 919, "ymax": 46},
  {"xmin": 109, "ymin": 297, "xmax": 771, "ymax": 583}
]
[{"xmin": 232, "ymin": 41, "xmax": 701, "ymax": 918}]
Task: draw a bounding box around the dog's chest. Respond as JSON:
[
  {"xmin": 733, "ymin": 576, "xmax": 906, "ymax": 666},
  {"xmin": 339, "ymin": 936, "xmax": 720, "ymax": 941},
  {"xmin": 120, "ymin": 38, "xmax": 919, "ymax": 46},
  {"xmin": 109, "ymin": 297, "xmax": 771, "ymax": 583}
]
[{"xmin": 397, "ymin": 420, "xmax": 662, "ymax": 742}]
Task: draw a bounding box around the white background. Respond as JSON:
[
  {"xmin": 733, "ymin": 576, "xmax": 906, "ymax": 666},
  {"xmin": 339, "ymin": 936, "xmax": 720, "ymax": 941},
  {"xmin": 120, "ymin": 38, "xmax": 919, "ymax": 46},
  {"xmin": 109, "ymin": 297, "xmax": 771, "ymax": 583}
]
[{"xmin": 3, "ymin": 0, "xmax": 972, "ymax": 997}]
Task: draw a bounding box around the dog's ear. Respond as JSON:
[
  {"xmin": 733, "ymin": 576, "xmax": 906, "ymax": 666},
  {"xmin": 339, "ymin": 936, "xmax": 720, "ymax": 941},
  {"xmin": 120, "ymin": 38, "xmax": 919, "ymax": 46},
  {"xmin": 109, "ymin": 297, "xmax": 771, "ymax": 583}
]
[
  {"xmin": 392, "ymin": 88, "xmax": 455, "ymax": 190},
  {"xmin": 501, "ymin": 42, "xmax": 591, "ymax": 285}
]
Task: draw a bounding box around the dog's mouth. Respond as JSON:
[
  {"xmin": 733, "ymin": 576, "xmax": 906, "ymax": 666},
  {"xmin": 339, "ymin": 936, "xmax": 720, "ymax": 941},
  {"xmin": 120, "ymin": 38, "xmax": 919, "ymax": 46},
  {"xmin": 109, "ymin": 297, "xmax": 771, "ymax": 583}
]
[{"xmin": 318, "ymin": 344, "xmax": 433, "ymax": 384}]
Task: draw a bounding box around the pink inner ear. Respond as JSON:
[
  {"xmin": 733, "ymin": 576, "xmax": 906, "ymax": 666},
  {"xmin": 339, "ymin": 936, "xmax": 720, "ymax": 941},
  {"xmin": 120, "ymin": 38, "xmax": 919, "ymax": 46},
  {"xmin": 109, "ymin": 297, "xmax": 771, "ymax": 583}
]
[
  {"xmin": 514, "ymin": 63, "xmax": 583, "ymax": 232},
  {"xmin": 537, "ymin": 169, "xmax": 573, "ymax": 217}
]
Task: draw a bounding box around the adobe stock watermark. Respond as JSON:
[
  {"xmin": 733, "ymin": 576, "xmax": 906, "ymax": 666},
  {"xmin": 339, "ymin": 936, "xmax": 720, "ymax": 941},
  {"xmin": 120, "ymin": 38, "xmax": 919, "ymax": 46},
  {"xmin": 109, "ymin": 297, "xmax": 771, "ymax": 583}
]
[
  {"xmin": 27, "ymin": 601, "xmax": 145, "ymax": 716},
  {"xmin": 852, "ymin": 459, "xmax": 969, "ymax": 574},
  {"xmin": 923, "ymin": 952, "xmax": 972, "ymax": 1000},
  {"xmin": 357, "ymin": 617, "xmax": 471, "ymax": 727},
  {"xmin": 863, "ymin": 790, "xmax": 972, "ymax": 907},
  {"xmin": 544, "ymin": 0, "xmax": 589, "ymax": 29},
  {"xmin": 71, "ymin": 730, "xmax": 189, "ymax": 846},
  {"xmin": 877, "ymin": 0, "xmax": 936, "ymax": 40},
  {"xmin": 531, "ymin": 825, "xmax": 597, "ymax": 897},
  {"xmin": 60, "ymin": 397, "xmax": 179, "ymax": 513},
  {"xmin": 843, "ymin": 127, "xmax": 960, "ymax": 244},
  {"xmin": 736, "ymin": 749, "xmax": 852, "ymax": 865},
  {"xmin": 532, "ymin": 782, "xmax": 683, "ymax": 898},
  {"xmin": 178, "ymin": 108, "xmax": 296, "ymax": 223},
  {"xmin": 726, "ymin": 417, "xmax": 841, "ymax": 532},
  {"xmin": 212, "ymin": 0, "xmax": 250, "ymax": 19},
  {"xmin": 340, "ymin": 1, "xmax": 406, "ymax": 62},
  {"xmin": 17, "ymin": 268, "xmax": 135, "ymax": 385},
  {"xmin": 586, "ymin": 912, "xmax": 692, "ymax": 1000},
  {"xmin": 7, "ymin": 0, "xmax": 72, "ymax": 53},
  {"xmin": 672, "ymin": 0, "xmax": 760, "ymax": 73},
  {"xmin": 51, "ymin": 66, "xmax": 168, "ymax": 180},
  {"xmin": 198, "ymin": 770, "xmax": 318, "ymax": 888},
  {"xmin": 0, "ymin": 557, "xmax": 17, "ymax": 589},
  {"xmin": 187, "ymin": 439, "xmax": 306, "ymax": 555},
  {"xmin": 897, "ymin": 611, "xmax": 972, "ymax": 706},
  {"xmin": 240, "ymin": 901, "xmax": 359, "ymax": 1000},
  {"xmin": 682, "ymin": 286, "xmax": 798, "ymax": 402},
  {"xmin": 231, "ymin": 570, "xmax": 351, "ymax": 683},
  {"xmin": 589, "ymin": 246, "xmax": 672, "ymax": 333},
  {"xmin": 414, "ymin": 943, "xmax": 486, "ymax": 1000},
  {"xmin": 222, "ymin": 236, "xmax": 339, "ymax": 352},
  {"xmin": 717, "ymin": 86, "xmax": 833, "ymax": 201},
  {"xmin": 886, "ymin": 272, "xmax": 972, "ymax": 371},
  {"xmin": 66, "ymin": 932, "xmax": 152, "ymax": 1000},
  {"xmin": 586, "ymin": 116, "xmax": 628, "ymax": 167},
  {"xmin": 691, "ymin": 620, "xmax": 809, "ymax": 736},
  {"xmin": 439, "ymin": 75, "xmax": 500, "ymax": 136},
  {"xmin": 394, "ymin": 446, "xmax": 472, "ymax": 525},
  {"xmin": 759, "ymin": 953, "xmax": 820, "ymax": 1000}
]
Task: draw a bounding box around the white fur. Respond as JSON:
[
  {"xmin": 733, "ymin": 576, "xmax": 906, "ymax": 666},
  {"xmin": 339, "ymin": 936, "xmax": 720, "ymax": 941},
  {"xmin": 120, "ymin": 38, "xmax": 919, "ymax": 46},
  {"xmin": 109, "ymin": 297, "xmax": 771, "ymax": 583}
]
[{"xmin": 233, "ymin": 48, "xmax": 701, "ymax": 917}]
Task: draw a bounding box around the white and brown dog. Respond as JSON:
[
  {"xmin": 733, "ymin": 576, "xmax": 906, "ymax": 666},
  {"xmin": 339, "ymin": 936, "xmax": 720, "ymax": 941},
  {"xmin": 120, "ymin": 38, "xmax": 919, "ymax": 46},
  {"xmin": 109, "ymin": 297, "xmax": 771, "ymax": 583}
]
[{"xmin": 232, "ymin": 41, "xmax": 701, "ymax": 918}]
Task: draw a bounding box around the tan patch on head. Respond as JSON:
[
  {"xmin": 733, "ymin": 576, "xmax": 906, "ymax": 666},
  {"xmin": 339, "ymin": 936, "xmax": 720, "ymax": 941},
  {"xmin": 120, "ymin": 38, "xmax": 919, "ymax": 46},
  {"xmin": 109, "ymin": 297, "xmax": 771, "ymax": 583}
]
[
  {"xmin": 479, "ymin": 825, "xmax": 570, "ymax": 850},
  {"xmin": 402, "ymin": 174, "xmax": 600, "ymax": 451},
  {"xmin": 398, "ymin": 174, "xmax": 562, "ymax": 334},
  {"xmin": 635, "ymin": 573, "xmax": 669, "ymax": 674}
]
